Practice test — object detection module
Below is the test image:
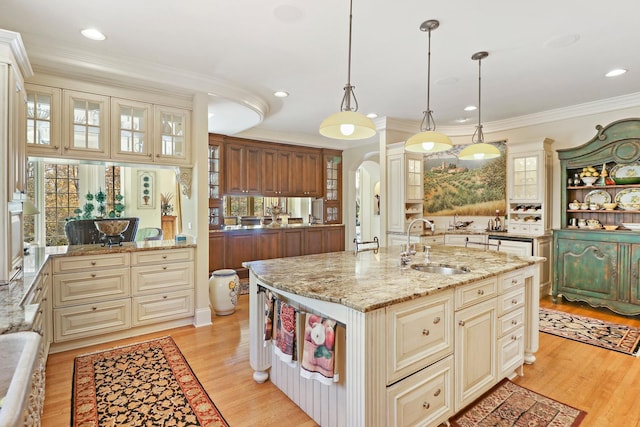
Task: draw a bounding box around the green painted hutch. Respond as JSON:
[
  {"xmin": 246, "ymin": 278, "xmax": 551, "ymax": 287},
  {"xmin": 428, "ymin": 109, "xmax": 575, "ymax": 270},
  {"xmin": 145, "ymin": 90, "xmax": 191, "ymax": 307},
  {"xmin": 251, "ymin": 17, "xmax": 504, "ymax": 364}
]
[{"xmin": 554, "ymin": 118, "xmax": 640, "ymax": 315}]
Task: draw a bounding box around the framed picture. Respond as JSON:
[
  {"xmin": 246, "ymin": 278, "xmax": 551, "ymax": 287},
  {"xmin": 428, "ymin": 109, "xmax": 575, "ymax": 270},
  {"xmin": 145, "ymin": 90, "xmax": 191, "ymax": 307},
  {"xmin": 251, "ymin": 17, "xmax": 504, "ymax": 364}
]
[{"xmin": 137, "ymin": 170, "xmax": 156, "ymax": 209}]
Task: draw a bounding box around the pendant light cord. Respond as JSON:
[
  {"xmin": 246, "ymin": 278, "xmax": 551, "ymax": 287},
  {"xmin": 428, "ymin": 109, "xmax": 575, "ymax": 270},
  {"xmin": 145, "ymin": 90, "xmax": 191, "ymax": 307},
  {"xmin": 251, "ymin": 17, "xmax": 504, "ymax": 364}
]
[
  {"xmin": 341, "ymin": 0, "xmax": 358, "ymax": 113},
  {"xmin": 472, "ymin": 52, "xmax": 487, "ymax": 144},
  {"xmin": 419, "ymin": 20, "xmax": 439, "ymax": 132}
]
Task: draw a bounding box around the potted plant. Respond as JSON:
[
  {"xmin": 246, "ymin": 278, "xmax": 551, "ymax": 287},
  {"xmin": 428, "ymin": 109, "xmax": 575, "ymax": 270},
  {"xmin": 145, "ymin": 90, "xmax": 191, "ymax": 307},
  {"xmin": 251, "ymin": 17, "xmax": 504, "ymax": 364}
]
[{"xmin": 160, "ymin": 192, "xmax": 174, "ymax": 216}]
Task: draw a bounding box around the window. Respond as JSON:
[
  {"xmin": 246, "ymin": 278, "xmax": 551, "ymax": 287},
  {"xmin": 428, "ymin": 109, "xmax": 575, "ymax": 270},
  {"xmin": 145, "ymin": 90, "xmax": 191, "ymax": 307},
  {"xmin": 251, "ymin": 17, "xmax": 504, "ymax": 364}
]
[{"xmin": 224, "ymin": 196, "xmax": 282, "ymax": 217}]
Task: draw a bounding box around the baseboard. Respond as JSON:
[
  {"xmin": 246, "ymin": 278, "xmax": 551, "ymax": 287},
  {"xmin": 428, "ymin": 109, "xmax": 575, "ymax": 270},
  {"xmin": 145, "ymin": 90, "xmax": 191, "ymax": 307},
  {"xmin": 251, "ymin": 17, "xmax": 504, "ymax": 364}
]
[{"xmin": 193, "ymin": 307, "xmax": 213, "ymax": 327}]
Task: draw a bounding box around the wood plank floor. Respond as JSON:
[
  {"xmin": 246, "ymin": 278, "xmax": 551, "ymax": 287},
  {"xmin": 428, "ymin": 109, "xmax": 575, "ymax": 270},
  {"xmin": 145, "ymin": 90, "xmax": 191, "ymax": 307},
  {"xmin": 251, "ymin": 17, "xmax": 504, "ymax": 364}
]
[{"xmin": 42, "ymin": 294, "xmax": 640, "ymax": 426}]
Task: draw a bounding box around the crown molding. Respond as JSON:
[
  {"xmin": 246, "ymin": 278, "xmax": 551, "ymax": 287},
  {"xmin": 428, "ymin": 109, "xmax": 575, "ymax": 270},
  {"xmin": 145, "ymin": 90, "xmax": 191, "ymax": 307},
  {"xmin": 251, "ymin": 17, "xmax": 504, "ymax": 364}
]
[{"xmin": 0, "ymin": 29, "xmax": 33, "ymax": 78}]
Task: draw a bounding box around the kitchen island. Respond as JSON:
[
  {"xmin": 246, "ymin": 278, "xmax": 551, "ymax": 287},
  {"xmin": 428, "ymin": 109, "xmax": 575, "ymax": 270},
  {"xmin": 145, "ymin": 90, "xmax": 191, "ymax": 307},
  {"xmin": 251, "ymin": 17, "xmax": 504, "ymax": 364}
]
[{"xmin": 244, "ymin": 245, "xmax": 543, "ymax": 427}]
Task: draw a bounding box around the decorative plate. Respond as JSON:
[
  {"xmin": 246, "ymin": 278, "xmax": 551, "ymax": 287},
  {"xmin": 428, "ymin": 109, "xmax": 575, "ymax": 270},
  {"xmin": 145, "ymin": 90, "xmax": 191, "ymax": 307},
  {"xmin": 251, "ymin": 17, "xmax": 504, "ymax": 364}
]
[
  {"xmin": 615, "ymin": 188, "xmax": 640, "ymax": 210},
  {"xmin": 584, "ymin": 189, "xmax": 611, "ymax": 205},
  {"xmin": 610, "ymin": 162, "xmax": 640, "ymax": 185}
]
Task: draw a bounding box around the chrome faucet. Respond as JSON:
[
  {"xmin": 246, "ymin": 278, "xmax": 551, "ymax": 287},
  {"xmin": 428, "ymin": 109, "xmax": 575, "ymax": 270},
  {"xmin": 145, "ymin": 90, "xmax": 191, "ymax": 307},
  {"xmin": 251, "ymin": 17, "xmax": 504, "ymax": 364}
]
[{"xmin": 401, "ymin": 218, "xmax": 435, "ymax": 266}]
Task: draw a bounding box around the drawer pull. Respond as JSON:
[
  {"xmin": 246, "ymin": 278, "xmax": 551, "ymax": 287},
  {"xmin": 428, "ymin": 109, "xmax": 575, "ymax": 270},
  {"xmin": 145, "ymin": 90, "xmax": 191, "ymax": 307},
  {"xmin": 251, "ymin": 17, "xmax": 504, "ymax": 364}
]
[
  {"xmin": 477, "ymin": 289, "xmax": 484, "ymax": 295},
  {"xmin": 163, "ymin": 295, "xmax": 168, "ymax": 299},
  {"xmin": 162, "ymin": 255, "xmax": 168, "ymax": 259},
  {"xmin": 91, "ymin": 274, "xmax": 96, "ymax": 278},
  {"xmin": 422, "ymin": 402, "xmax": 430, "ymax": 410},
  {"xmin": 433, "ymin": 317, "xmax": 440, "ymax": 324},
  {"xmin": 422, "ymin": 329, "xmax": 430, "ymax": 336},
  {"xmin": 511, "ymin": 299, "xmax": 518, "ymax": 305},
  {"xmin": 434, "ymin": 388, "xmax": 441, "ymax": 397},
  {"xmin": 511, "ymin": 279, "xmax": 518, "ymax": 284},
  {"xmin": 91, "ymin": 261, "xmax": 96, "ymax": 266},
  {"xmin": 163, "ymin": 266, "xmax": 168, "ymax": 270},
  {"xmin": 458, "ymin": 320, "xmax": 465, "ymax": 327},
  {"xmin": 511, "ymin": 335, "xmax": 517, "ymax": 341},
  {"xmin": 36, "ymin": 287, "xmax": 42, "ymax": 292},
  {"xmin": 511, "ymin": 319, "xmax": 518, "ymax": 325},
  {"xmin": 92, "ymin": 306, "xmax": 97, "ymax": 311}
]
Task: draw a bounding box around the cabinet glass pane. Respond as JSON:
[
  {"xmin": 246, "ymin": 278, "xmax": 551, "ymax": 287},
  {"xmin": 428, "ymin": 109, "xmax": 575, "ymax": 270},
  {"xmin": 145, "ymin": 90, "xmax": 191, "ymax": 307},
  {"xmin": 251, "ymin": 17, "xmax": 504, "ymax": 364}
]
[
  {"xmin": 160, "ymin": 112, "xmax": 186, "ymax": 157},
  {"xmin": 208, "ymin": 145, "xmax": 220, "ymax": 200},
  {"xmin": 27, "ymin": 92, "xmax": 53, "ymax": 146},
  {"xmin": 209, "ymin": 207, "xmax": 221, "ymax": 226},
  {"xmin": 118, "ymin": 106, "xmax": 147, "ymax": 153},
  {"xmin": 512, "ymin": 155, "xmax": 538, "ymax": 200}
]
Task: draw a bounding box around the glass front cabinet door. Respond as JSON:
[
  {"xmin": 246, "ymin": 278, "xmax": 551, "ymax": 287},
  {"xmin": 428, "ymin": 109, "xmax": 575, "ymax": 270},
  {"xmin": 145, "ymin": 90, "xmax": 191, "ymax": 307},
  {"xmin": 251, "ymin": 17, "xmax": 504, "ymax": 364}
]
[
  {"xmin": 62, "ymin": 89, "xmax": 110, "ymax": 160},
  {"xmin": 154, "ymin": 106, "xmax": 191, "ymax": 165},
  {"xmin": 25, "ymin": 84, "xmax": 62, "ymax": 157},
  {"xmin": 111, "ymin": 98, "xmax": 152, "ymax": 161}
]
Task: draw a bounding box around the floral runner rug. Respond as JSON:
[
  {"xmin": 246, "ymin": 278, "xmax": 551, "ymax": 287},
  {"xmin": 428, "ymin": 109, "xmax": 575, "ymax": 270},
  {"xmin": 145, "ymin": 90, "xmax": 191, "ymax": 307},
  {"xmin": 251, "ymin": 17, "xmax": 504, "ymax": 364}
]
[
  {"xmin": 450, "ymin": 379, "xmax": 586, "ymax": 427},
  {"xmin": 72, "ymin": 336, "xmax": 229, "ymax": 427},
  {"xmin": 539, "ymin": 307, "xmax": 640, "ymax": 356}
]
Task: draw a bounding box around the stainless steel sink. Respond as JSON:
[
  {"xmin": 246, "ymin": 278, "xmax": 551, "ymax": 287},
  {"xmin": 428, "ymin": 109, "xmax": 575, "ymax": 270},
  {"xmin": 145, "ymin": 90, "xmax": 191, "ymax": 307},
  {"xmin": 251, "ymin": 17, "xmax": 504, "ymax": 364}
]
[{"xmin": 410, "ymin": 263, "xmax": 470, "ymax": 275}]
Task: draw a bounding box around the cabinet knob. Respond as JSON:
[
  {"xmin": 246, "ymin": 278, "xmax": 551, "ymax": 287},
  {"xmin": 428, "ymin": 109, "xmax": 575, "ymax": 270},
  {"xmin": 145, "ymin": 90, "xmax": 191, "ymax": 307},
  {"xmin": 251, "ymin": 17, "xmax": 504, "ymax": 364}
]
[
  {"xmin": 433, "ymin": 388, "xmax": 441, "ymax": 397},
  {"xmin": 422, "ymin": 402, "xmax": 430, "ymax": 410},
  {"xmin": 511, "ymin": 319, "xmax": 518, "ymax": 325},
  {"xmin": 91, "ymin": 274, "xmax": 96, "ymax": 278},
  {"xmin": 53, "ymin": 145, "xmax": 59, "ymax": 150},
  {"xmin": 511, "ymin": 299, "xmax": 518, "ymax": 305},
  {"xmin": 422, "ymin": 329, "xmax": 430, "ymax": 336},
  {"xmin": 433, "ymin": 317, "xmax": 440, "ymax": 324},
  {"xmin": 162, "ymin": 266, "xmax": 167, "ymax": 270},
  {"xmin": 163, "ymin": 295, "xmax": 168, "ymax": 299},
  {"xmin": 162, "ymin": 255, "xmax": 167, "ymax": 259},
  {"xmin": 477, "ymin": 289, "xmax": 484, "ymax": 295},
  {"xmin": 92, "ymin": 306, "xmax": 97, "ymax": 311},
  {"xmin": 91, "ymin": 261, "xmax": 96, "ymax": 266},
  {"xmin": 511, "ymin": 335, "xmax": 518, "ymax": 341},
  {"xmin": 458, "ymin": 320, "xmax": 465, "ymax": 327},
  {"xmin": 511, "ymin": 279, "xmax": 518, "ymax": 285}
]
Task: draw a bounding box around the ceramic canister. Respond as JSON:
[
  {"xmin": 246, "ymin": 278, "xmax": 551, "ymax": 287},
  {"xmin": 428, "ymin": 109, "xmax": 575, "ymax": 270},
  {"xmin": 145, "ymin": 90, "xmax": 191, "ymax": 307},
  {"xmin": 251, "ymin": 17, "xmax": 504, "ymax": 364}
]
[{"xmin": 209, "ymin": 269, "xmax": 239, "ymax": 316}]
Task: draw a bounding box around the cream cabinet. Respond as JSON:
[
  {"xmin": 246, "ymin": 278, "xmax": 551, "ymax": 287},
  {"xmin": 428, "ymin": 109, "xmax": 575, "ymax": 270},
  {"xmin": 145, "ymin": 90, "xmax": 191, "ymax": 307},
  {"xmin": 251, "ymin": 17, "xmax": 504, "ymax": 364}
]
[
  {"xmin": 130, "ymin": 248, "xmax": 194, "ymax": 325},
  {"xmin": 386, "ymin": 143, "xmax": 425, "ymax": 236},
  {"xmin": 444, "ymin": 233, "xmax": 487, "ymax": 248},
  {"xmin": 507, "ymin": 138, "xmax": 553, "ymax": 235},
  {"xmin": 497, "ymin": 270, "xmax": 525, "ymax": 378},
  {"xmin": 154, "ymin": 105, "xmax": 191, "ymax": 165},
  {"xmin": 110, "ymin": 97, "xmax": 153, "ymax": 161},
  {"xmin": 62, "ymin": 89, "xmax": 111, "ymax": 159},
  {"xmin": 25, "ymin": 84, "xmax": 62, "ymax": 157}
]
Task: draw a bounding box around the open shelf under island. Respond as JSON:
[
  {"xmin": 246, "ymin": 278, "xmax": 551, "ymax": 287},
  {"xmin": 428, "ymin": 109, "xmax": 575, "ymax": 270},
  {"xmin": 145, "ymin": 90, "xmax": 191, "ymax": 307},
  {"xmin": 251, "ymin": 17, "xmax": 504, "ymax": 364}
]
[{"xmin": 244, "ymin": 246, "xmax": 544, "ymax": 427}]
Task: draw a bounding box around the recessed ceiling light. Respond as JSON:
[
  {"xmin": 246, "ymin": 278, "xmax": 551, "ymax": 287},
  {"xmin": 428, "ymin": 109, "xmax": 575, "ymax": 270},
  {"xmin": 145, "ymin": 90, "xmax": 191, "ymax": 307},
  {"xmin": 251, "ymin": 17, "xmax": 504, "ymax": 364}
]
[
  {"xmin": 81, "ymin": 28, "xmax": 106, "ymax": 41},
  {"xmin": 273, "ymin": 91, "xmax": 289, "ymax": 98},
  {"xmin": 366, "ymin": 113, "xmax": 378, "ymax": 119},
  {"xmin": 464, "ymin": 105, "xmax": 477, "ymax": 112},
  {"xmin": 605, "ymin": 69, "xmax": 627, "ymax": 77},
  {"xmin": 544, "ymin": 33, "xmax": 580, "ymax": 49},
  {"xmin": 454, "ymin": 118, "xmax": 470, "ymax": 123}
]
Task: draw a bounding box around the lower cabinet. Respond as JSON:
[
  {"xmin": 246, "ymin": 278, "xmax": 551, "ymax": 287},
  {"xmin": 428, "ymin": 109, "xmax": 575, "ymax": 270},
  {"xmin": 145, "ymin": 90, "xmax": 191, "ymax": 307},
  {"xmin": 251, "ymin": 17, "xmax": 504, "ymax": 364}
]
[{"xmin": 51, "ymin": 248, "xmax": 194, "ymax": 349}]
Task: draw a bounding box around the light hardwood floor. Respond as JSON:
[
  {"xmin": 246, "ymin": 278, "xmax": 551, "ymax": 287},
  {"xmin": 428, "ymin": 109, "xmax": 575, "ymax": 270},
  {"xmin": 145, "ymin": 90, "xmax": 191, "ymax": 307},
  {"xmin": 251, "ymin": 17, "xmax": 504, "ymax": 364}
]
[{"xmin": 42, "ymin": 294, "xmax": 640, "ymax": 426}]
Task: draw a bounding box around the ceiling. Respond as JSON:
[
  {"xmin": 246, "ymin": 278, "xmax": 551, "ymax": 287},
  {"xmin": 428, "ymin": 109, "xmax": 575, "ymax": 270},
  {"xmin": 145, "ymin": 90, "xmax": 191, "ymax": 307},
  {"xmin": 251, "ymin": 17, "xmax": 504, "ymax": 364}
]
[{"xmin": 2, "ymin": 0, "xmax": 640, "ymax": 148}]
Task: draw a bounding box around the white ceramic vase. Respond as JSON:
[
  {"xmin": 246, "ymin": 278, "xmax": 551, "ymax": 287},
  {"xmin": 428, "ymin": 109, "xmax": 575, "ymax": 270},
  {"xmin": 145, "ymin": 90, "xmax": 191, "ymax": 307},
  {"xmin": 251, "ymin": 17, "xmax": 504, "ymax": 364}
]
[{"xmin": 209, "ymin": 269, "xmax": 239, "ymax": 315}]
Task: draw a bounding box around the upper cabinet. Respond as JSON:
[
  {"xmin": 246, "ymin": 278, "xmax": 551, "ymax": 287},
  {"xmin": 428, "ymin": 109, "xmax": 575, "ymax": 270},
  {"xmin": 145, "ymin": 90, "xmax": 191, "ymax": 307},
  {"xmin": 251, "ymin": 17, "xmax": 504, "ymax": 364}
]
[
  {"xmin": 110, "ymin": 98, "xmax": 152, "ymax": 161},
  {"xmin": 506, "ymin": 138, "xmax": 553, "ymax": 235},
  {"xmin": 386, "ymin": 143, "xmax": 425, "ymax": 234},
  {"xmin": 262, "ymin": 148, "xmax": 291, "ymax": 197},
  {"xmin": 63, "ymin": 90, "xmax": 111, "ymax": 159},
  {"xmin": 208, "ymin": 134, "xmax": 223, "ymax": 229},
  {"xmin": 225, "ymin": 140, "xmax": 262, "ymax": 195},
  {"xmin": 320, "ymin": 149, "xmax": 343, "ymax": 224},
  {"xmin": 291, "ymin": 150, "xmax": 322, "ymax": 197},
  {"xmin": 154, "ymin": 105, "xmax": 190, "ymax": 165},
  {"xmin": 25, "ymin": 83, "xmax": 192, "ymax": 166}
]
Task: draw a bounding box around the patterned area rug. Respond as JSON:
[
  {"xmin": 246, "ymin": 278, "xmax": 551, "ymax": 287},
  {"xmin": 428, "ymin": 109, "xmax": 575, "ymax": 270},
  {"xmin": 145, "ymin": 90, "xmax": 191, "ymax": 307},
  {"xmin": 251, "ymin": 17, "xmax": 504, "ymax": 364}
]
[
  {"xmin": 72, "ymin": 336, "xmax": 229, "ymax": 427},
  {"xmin": 539, "ymin": 307, "xmax": 640, "ymax": 356},
  {"xmin": 451, "ymin": 379, "xmax": 586, "ymax": 427},
  {"xmin": 239, "ymin": 278, "xmax": 250, "ymax": 295}
]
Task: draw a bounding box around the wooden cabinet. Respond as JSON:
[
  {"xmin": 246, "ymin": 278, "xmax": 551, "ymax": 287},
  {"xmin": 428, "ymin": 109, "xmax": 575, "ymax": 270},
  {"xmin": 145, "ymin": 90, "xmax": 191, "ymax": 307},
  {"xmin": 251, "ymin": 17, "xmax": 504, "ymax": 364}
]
[
  {"xmin": 62, "ymin": 89, "xmax": 111, "ymax": 160},
  {"xmin": 554, "ymin": 118, "xmax": 640, "ymax": 315},
  {"xmin": 282, "ymin": 228, "xmax": 304, "ymax": 257},
  {"xmin": 255, "ymin": 229, "xmax": 282, "ymax": 260},
  {"xmin": 319, "ymin": 150, "xmax": 343, "ymax": 224},
  {"xmin": 507, "ymin": 138, "xmax": 553, "ymax": 235},
  {"xmin": 324, "ymin": 226, "xmax": 345, "ymax": 253},
  {"xmin": 161, "ymin": 215, "xmax": 177, "ymax": 240},
  {"xmin": 208, "ymin": 134, "xmax": 224, "ymax": 229},
  {"xmin": 304, "ymin": 227, "xmax": 325, "ymax": 255},
  {"xmin": 225, "ymin": 141, "xmax": 262, "ymax": 195},
  {"xmin": 291, "ymin": 150, "xmax": 322, "ymax": 197},
  {"xmin": 209, "ymin": 233, "xmax": 226, "ymax": 273},
  {"xmin": 225, "ymin": 231, "xmax": 256, "ymax": 268},
  {"xmin": 262, "ymin": 148, "xmax": 291, "ymax": 196}
]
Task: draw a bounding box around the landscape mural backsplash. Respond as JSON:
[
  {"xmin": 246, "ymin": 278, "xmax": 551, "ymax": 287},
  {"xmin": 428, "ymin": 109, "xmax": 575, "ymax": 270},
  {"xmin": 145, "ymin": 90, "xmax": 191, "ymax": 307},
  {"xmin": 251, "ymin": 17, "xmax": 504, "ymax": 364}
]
[{"xmin": 423, "ymin": 142, "xmax": 506, "ymax": 216}]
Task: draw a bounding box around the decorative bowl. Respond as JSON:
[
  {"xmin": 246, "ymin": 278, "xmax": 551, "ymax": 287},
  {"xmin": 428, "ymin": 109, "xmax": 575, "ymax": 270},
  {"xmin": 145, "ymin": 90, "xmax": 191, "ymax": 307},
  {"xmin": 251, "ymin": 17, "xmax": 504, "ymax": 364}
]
[
  {"xmin": 581, "ymin": 176, "xmax": 598, "ymax": 186},
  {"xmin": 602, "ymin": 202, "xmax": 617, "ymax": 210},
  {"xmin": 94, "ymin": 220, "xmax": 129, "ymax": 236},
  {"xmin": 604, "ymin": 225, "xmax": 619, "ymax": 231},
  {"xmin": 568, "ymin": 203, "xmax": 580, "ymax": 210},
  {"xmin": 622, "ymin": 223, "xmax": 640, "ymax": 231}
]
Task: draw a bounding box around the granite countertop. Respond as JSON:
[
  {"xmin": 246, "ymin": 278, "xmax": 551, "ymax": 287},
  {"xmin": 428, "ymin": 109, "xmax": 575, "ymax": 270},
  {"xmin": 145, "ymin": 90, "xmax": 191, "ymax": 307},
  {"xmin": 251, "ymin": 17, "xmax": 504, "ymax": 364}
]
[
  {"xmin": 211, "ymin": 223, "xmax": 344, "ymax": 233},
  {"xmin": 387, "ymin": 229, "xmax": 552, "ymax": 239},
  {"xmin": 244, "ymin": 246, "xmax": 544, "ymax": 313},
  {"xmin": 0, "ymin": 239, "xmax": 197, "ymax": 334}
]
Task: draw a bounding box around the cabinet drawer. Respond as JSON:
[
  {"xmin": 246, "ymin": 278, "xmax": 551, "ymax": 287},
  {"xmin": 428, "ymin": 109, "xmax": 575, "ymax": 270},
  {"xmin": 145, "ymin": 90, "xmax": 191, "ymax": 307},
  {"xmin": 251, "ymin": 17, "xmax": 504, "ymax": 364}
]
[
  {"xmin": 387, "ymin": 355, "xmax": 454, "ymax": 427},
  {"xmin": 53, "ymin": 268, "xmax": 130, "ymax": 307},
  {"xmin": 53, "ymin": 299, "xmax": 131, "ymax": 342},
  {"xmin": 131, "ymin": 262, "xmax": 194, "ymax": 295},
  {"xmin": 21, "ymin": 270, "xmax": 49, "ymax": 306},
  {"xmin": 499, "ymin": 270, "xmax": 524, "ymax": 293},
  {"xmin": 455, "ymin": 277, "xmax": 497, "ymax": 310},
  {"xmin": 498, "ymin": 326, "xmax": 525, "ymax": 378},
  {"xmin": 497, "ymin": 308, "xmax": 525, "ymax": 337},
  {"xmin": 132, "ymin": 290, "xmax": 194, "ymax": 326},
  {"xmin": 421, "ymin": 235, "xmax": 445, "ymax": 245},
  {"xmin": 386, "ymin": 290, "xmax": 453, "ymax": 384},
  {"xmin": 53, "ymin": 253, "xmax": 129, "ymax": 273},
  {"xmin": 497, "ymin": 287, "xmax": 525, "ymax": 317},
  {"xmin": 131, "ymin": 248, "xmax": 193, "ymax": 265}
]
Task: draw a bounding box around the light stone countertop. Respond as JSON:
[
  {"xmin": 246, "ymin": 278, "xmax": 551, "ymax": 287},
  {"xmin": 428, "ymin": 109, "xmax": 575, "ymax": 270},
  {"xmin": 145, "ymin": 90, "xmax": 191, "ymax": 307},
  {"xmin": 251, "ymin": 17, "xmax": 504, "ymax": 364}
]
[{"xmin": 244, "ymin": 245, "xmax": 545, "ymax": 313}]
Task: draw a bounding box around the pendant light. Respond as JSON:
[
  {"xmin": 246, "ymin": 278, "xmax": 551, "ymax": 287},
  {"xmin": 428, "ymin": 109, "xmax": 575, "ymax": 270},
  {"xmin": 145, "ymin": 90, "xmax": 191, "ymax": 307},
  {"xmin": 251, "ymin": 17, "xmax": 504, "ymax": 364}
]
[
  {"xmin": 319, "ymin": 0, "xmax": 376, "ymax": 140},
  {"xmin": 458, "ymin": 51, "xmax": 500, "ymax": 160},
  {"xmin": 405, "ymin": 20, "xmax": 452, "ymax": 153}
]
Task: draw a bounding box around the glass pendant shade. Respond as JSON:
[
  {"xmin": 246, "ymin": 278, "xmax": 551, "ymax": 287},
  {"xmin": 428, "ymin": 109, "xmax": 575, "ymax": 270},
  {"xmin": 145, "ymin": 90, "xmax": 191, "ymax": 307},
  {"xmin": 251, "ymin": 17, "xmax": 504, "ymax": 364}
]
[
  {"xmin": 405, "ymin": 130, "xmax": 452, "ymax": 153},
  {"xmin": 458, "ymin": 142, "xmax": 500, "ymax": 160},
  {"xmin": 319, "ymin": 110, "xmax": 377, "ymax": 140}
]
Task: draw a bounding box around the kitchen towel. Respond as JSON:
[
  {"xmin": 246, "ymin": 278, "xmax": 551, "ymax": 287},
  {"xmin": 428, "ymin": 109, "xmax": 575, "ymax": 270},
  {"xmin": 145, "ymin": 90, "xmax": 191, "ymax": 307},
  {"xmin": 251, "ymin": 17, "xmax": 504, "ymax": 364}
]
[
  {"xmin": 274, "ymin": 300, "xmax": 297, "ymax": 367},
  {"xmin": 300, "ymin": 313, "xmax": 338, "ymax": 385}
]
